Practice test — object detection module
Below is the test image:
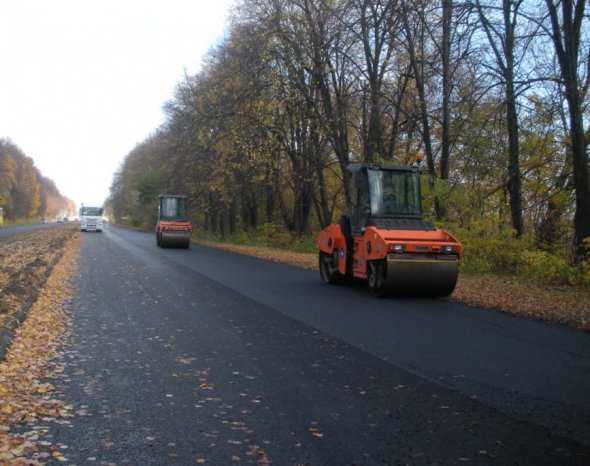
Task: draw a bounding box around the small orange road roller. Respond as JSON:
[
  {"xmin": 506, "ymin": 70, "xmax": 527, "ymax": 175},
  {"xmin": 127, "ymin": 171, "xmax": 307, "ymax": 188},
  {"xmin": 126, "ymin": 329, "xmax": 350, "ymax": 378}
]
[
  {"xmin": 156, "ymin": 194, "xmax": 192, "ymax": 249},
  {"xmin": 317, "ymin": 163, "xmax": 462, "ymax": 297}
]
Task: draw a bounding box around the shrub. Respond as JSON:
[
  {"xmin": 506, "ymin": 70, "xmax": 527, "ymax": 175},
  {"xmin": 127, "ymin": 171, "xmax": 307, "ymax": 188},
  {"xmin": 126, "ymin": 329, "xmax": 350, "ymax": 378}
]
[
  {"xmin": 452, "ymin": 218, "xmax": 527, "ymax": 274},
  {"xmin": 578, "ymin": 238, "xmax": 590, "ymax": 287},
  {"xmin": 516, "ymin": 250, "xmax": 573, "ymax": 285},
  {"xmin": 232, "ymin": 231, "xmax": 251, "ymax": 245},
  {"xmin": 254, "ymin": 222, "xmax": 292, "ymax": 248},
  {"xmin": 291, "ymin": 236, "xmax": 317, "ymax": 253}
]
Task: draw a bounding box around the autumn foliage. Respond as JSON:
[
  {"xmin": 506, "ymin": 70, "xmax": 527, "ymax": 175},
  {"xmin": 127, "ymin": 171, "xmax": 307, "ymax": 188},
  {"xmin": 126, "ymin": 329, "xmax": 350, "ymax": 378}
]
[
  {"xmin": 0, "ymin": 139, "xmax": 74, "ymax": 223},
  {"xmin": 106, "ymin": 0, "xmax": 590, "ymax": 290}
]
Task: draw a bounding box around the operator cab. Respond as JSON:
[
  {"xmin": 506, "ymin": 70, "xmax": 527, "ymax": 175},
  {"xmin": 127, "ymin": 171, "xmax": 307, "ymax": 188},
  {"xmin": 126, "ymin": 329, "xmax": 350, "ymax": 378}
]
[
  {"xmin": 158, "ymin": 195, "xmax": 189, "ymax": 221},
  {"xmin": 347, "ymin": 163, "xmax": 434, "ymax": 236}
]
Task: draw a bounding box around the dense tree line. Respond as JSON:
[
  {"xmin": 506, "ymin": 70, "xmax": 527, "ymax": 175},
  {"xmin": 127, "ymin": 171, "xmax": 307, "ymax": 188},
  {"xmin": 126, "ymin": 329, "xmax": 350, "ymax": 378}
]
[
  {"xmin": 108, "ymin": 0, "xmax": 590, "ymax": 278},
  {"xmin": 0, "ymin": 138, "xmax": 74, "ymax": 222}
]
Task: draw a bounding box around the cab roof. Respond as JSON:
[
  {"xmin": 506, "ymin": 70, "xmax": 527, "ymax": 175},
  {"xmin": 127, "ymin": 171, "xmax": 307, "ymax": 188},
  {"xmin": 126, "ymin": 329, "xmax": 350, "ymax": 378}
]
[{"xmin": 347, "ymin": 163, "xmax": 419, "ymax": 173}]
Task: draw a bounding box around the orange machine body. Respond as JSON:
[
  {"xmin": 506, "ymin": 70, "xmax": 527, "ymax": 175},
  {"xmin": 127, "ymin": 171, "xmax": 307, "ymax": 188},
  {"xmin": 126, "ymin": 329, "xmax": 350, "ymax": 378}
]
[
  {"xmin": 317, "ymin": 163, "xmax": 462, "ymax": 297},
  {"xmin": 156, "ymin": 220, "xmax": 192, "ymax": 241},
  {"xmin": 318, "ymin": 223, "xmax": 462, "ymax": 279},
  {"xmin": 156, "ymin": 194, "xmax": 192, "ymax": 249}
]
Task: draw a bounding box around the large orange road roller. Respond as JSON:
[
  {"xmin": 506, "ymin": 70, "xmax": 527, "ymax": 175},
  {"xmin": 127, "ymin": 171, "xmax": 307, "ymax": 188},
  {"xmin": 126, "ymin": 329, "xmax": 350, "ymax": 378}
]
[
  {"xmin": 156, "ymin": 194, "xmax": 192, "ymax": 249},
  {"xmin": 317, "ymin": 163, "xmax": 462, "ymax": 297}
]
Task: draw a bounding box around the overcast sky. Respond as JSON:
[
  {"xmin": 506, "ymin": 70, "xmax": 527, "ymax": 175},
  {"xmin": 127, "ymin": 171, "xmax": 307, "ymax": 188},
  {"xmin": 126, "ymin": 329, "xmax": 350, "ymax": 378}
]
[{"xmin": 0, "ymin": 0, "xmax": 233, "ymax": 210}]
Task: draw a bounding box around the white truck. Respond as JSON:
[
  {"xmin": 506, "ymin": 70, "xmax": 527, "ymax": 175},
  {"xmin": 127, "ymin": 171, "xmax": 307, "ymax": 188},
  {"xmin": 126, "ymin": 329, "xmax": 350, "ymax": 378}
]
[{"xmin": 79, "ymin": 203, "xmax": 104, "ymax": 232}]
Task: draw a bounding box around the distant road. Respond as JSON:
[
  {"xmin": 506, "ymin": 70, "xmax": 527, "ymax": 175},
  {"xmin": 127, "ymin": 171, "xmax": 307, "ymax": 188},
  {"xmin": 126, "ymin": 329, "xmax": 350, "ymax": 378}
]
[
  {"xmin": 0, "ymin": 221, "xmax": 62, "ymax": 239},
  {"xmin": 42, "ymin": 225, "xmax": 589, "ymax": 464}
]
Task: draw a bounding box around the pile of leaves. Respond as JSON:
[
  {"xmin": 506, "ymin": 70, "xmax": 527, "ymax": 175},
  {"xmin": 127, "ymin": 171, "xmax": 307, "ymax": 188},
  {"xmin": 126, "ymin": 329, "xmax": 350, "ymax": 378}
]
[
  {"xmin": 0, "ymin": 227, "xmax": 80, "ymax": 463},
  {"xmin": 196, "ymin": 240, "xmax": 590, "ymax": 332}
]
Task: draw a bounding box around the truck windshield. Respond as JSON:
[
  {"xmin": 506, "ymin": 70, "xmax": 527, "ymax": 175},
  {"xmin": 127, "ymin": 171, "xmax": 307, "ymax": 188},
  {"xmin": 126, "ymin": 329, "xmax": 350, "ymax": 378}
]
[
  {"xmin": 161, "ymin": 198, "xmax": 187, "ymax": 218},
  {"xmin": 80, "ymin": 207, "xmax": 103, "ymax": 216},
  {"xmin": 368, "ymin": 169, "xmax": 421, "ymax": 217}
]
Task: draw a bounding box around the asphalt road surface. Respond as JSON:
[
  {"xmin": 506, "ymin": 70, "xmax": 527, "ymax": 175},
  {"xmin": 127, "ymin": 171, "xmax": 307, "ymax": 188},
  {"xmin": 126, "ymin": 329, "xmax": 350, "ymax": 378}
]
[
  {"xmin": 0, "ymin": 221, "xmax": 60, "ymax": 238},
  {"xmin": 39, "ymin": 225, "xmax": 589, "ymax": 464}
]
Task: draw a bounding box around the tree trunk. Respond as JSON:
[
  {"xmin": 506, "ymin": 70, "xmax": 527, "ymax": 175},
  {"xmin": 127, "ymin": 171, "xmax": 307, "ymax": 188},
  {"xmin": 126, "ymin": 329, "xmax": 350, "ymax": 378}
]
[
  {"xmin": 503, "ymin": 0, "xmax": 524, "ymax": 237},
  {"xmin": 476, "ymin": 0, "xmax": 524, "ymax": 236},
  {"xmin": 505, "ymin": 87, "xmax": 524, "ymax": 236},
  {"xmin": 546, "ymin": 0, "xmax": 590, "ymax": 258},
  {"xmin": 401, "ymin": 0, "xmax": 439, "ymax": 216},
  {"xmin": 440, "ymin": 0, "xmax": 452, "ymax": 181},
  {"xmin": 567, "ymin": 90, "xmax": 590, "ymax": 256},
  {"xmin": 315, "ymin": 159, "xmax": 332, "ymax": 228}
]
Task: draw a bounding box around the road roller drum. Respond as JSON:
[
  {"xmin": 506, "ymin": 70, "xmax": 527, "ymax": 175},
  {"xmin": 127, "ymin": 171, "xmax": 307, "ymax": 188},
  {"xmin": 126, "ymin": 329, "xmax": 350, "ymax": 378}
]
[{"xmin": 367, "ymin": 255, "xmax": 459, "ymax": 297}]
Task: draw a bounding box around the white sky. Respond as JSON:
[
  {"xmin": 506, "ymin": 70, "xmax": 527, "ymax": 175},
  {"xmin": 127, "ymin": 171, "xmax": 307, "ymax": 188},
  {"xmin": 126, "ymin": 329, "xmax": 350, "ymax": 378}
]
[{"xmin": 0, "ymin": 0, "xmax": 233, "ymax": 210}]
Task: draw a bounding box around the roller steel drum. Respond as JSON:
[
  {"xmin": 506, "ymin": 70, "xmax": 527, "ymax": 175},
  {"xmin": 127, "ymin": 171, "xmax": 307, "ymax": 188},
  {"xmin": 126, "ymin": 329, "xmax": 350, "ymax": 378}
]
[
  {"xmin": 160, "ymin": 231, "xmax": 191, "ymax": 249},
  {"xmin": 368, "ymin": 254, "xmax": 459, "ymax": 297}
]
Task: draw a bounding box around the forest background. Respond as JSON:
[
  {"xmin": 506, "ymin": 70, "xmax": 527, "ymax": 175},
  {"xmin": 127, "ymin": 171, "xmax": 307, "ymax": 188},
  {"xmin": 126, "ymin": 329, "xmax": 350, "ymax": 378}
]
[
  {"xmin": 3, "ymin": 0, "xmax": 586, "ymax": 288},
  {"xmin": 0, "ymin": 139, "xmax": 75, "ymax": 223}
]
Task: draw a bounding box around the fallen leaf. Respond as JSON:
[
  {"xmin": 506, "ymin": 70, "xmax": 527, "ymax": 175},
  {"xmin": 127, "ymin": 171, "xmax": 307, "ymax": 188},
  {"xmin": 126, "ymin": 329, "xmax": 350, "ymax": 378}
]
[{"xmin": 308, "ymin": 428, "xmax": 324, "ymax": 438}]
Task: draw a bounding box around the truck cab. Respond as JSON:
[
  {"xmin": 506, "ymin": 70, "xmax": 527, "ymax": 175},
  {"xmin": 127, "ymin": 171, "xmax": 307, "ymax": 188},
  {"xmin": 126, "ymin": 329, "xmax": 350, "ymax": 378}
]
[{"xmin": 79, "ymin": 204, "xmax": 104, "ymax": 232}]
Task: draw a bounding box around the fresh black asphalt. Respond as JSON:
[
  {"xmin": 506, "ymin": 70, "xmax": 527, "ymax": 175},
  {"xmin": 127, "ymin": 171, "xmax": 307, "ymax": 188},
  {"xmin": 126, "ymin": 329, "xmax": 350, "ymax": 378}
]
[{"xmin": 30, "ymin": 225, "xmax": 590, "ymax": 464}]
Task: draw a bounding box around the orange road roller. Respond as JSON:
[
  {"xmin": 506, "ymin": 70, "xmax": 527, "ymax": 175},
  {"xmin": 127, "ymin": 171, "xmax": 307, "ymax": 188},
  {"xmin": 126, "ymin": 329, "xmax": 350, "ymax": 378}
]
[
  {"xmin": 156, "ymin": 194, "xmax": 192, "ymax": 249},
  {"xmin": 317, "ymin": 163, "xmax": 462, "ymax": 297}
]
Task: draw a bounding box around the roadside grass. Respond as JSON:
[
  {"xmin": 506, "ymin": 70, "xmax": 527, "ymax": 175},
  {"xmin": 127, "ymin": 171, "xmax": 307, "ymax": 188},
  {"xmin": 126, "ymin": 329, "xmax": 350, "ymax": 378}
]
[{"xmin": 194, "ymin": 238, "xmax": 590, "ymax": 332}]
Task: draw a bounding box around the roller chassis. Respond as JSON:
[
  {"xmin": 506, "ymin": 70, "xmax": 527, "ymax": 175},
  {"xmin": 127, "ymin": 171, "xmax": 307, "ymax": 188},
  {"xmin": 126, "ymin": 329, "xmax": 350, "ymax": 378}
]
[
  {"xmin": 318, "ymin": 223, "xmax": 460, "ymax": 297},
  {"xmin": 156, "ymin": 194, "xmax": 192, "ymax": 249},
  {"xmin": 317, "ymin": 163, "xmax": 462, "ymax": 297},
  {"xmin": 156, "ymin": 221, "xmax": 191, "ymax": 249}
]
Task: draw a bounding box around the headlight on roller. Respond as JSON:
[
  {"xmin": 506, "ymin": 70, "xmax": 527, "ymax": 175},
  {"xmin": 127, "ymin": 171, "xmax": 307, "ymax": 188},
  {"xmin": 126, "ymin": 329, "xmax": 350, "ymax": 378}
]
[{"xmin": 442, "ymin": 245, "xmax": 454, "ymax": 253}]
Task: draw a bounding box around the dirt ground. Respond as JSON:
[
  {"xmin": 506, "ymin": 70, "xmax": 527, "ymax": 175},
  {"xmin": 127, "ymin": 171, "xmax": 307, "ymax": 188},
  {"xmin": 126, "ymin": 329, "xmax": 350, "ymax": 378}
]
[{"xmin": 0, "ymin": 225, "xmax": 78, "ymax": 340}]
